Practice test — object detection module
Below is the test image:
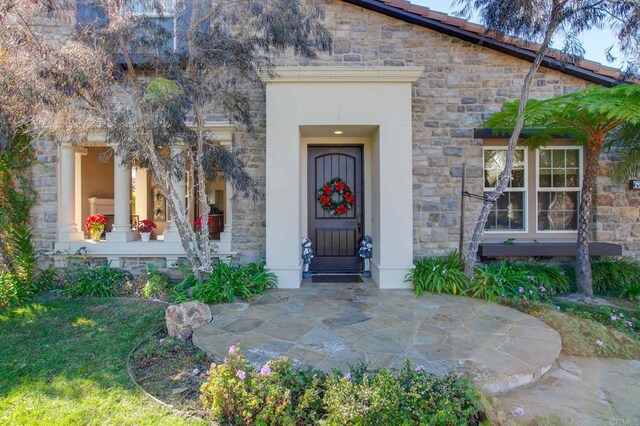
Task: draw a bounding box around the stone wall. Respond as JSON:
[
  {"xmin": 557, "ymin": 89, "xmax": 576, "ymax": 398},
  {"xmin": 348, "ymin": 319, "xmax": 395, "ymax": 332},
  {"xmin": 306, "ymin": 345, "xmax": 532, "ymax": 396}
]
[
  {"xmin": 31, "ymin": 138, "xmax": 59, "ymax": 254},
  {"xmin": 29, "ymin": 0, "xmax": 639, "ymax": 264}
]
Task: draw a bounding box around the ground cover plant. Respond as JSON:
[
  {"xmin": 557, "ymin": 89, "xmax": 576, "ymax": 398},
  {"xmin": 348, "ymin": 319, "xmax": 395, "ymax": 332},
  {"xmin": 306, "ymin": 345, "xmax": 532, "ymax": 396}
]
[
  {"xmin": 0, "ymin": 298, "xmax": 205, "ymax": 425},
  {"xmin": 199, "ymin": 346, "xmax": 487, "ymax": 426},
  {"xmin": 502, "ymin": 299, "xmax": 640, "ymax": 359},
  {"xmin": 591, "ymin": 256, "xmax": 640, "ymax": 295},
  {"xmin": 62, "ymin": 264, "xmax": 133, "ymax": 298},
  {"xmin": 407, "ymin": 253, "xmax": 573, "ymax": 301},
  {"xmin": 405, "ymin": 252, "xmax": 467, "ymax": 296},
  {"xmin": 174, "ymin": 261, "xmax": 277, "ymax": 304}
]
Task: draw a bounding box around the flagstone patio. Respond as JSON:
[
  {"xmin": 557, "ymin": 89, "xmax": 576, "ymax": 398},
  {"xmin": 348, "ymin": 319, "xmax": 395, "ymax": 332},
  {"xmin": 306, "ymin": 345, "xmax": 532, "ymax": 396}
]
[{"xmin": 192, "ymin": 282, "xmax": 562, "ymax": 394}]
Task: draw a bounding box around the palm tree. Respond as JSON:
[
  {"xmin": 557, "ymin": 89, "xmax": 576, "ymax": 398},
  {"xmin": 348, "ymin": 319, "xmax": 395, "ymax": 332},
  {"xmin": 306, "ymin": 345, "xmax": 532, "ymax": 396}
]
[
  {"xmin": 606, "ymin": 123, "xmax": 640, "ymax": 184},
  {"xmin": 484, "ymin": 84, "xmax": 640, "ymax": 297}
]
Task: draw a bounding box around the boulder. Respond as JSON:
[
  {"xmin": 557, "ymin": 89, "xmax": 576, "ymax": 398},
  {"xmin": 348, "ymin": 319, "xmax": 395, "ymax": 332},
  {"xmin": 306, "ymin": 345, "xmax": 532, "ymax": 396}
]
[{"xmin": 165, "ymin": 301, "xmax": 212, "ymax": 340}]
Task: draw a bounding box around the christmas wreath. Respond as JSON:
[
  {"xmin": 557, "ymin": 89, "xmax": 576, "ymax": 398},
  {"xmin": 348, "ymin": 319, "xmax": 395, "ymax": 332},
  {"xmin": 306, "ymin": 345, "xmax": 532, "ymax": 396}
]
[{"xmin": 317, "ymin": 177, "xmax": 355, "ymax": 216}]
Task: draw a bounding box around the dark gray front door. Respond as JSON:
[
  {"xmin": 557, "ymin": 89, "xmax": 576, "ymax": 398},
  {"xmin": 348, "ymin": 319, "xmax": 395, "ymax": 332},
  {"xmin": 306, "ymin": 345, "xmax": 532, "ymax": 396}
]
[{"xmin": 308, "ymin": 145, "xmax": 363, "ymax": 273}]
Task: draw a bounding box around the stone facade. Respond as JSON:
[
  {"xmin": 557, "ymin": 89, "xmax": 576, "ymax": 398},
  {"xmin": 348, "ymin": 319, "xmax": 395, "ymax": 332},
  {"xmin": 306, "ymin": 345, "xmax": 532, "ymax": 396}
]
[{"xmin": 29, "ymin": 0, "xmax": 639, "ymax": 265}]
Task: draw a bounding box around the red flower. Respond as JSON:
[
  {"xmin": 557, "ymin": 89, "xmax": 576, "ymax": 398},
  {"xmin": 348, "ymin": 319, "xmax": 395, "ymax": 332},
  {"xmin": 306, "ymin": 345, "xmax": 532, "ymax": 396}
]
[
  {"xmin": 335, "ymin": 205, "xmax": 348, "ymax": 215},
  {"xmin": 320, "ymin": 195, "xmax": 331, "ymax": 206},
  {"xmin": 334, "ymin": 180, "xmax": 345, "ymax": 192},
  {"xmin": 324, "ymin": 184, "xmax": 333, "ymax": 195},
  {"xmin": 85, "ymin": 214, "xmax": 107, "ymax": 232},
  {"xmin": 344, "ymin": 192, "xmax": 354, "ymax": 203},
  {"xmin": 194, "ymin": 216, "xmax": 214, "ymax": 230},
  {"xmin": 138, "ymin": 219, "xmax": 157, "ymax": 233}
]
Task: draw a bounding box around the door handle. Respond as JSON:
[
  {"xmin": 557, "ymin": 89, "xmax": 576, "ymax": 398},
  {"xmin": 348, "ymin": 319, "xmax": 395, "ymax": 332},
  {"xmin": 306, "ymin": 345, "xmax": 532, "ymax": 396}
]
[{"xmin": 357, "ymin": 214, "xmax": 362, "ymax": 236}]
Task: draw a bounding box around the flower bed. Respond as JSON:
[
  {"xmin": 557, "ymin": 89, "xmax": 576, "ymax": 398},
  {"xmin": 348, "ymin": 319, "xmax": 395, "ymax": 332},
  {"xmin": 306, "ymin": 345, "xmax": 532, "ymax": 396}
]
[{"xmin": 199, "ymin": 346, "xmax": 487, "ymax": 425}]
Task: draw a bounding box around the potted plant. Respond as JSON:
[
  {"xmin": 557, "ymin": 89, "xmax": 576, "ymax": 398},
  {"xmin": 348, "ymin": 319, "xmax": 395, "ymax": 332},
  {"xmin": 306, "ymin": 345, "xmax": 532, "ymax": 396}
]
[
  {"xmin": 194, "ymin": 215, "xmax": 215, "ymax": 239},
  {"xmin": 85, "ymin": 214, "xmax": 107, "ymax": 241},
  {"xmin": 138, "ymin": 219, "xmax": 157, "ymax": 242}
]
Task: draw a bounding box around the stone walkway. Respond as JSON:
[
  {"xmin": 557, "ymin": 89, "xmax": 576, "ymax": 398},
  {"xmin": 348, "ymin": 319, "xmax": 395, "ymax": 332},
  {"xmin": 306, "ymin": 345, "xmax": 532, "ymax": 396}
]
[
  {"xmin": 497, "ymin": 356, "xmax": 640, "ymax": 424},
  {"xmin": 192, "ymin": 282, "xmax": 561, "ymax": 393}
]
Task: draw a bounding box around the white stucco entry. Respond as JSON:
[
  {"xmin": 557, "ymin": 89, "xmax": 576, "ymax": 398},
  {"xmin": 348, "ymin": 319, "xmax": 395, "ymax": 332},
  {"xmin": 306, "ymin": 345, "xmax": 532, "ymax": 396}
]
[{"xmin": 263, "ymin": 67, "xmax": 424, "ymax": 288}]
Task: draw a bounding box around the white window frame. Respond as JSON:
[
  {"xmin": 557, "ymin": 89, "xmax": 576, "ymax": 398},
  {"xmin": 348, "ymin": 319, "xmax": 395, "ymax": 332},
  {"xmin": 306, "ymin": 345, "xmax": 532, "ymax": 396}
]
[
  {"xmin": 535, "ymin": 146, "xmax": 583, "ymax": 233},
  {"xmin": 130, "ymin": 0, "xmax": 177, "ymax": 51},
  {"xmin": 482, "ymin": 146, "xmax": 528, "ymax": 233}
]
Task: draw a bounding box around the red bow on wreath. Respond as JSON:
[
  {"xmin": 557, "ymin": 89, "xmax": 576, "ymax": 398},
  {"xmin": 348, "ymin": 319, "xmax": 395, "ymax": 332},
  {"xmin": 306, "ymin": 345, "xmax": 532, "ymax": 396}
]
[{"xmin": 317, "ymin": 177, "xmax": 354, "ymax": 216}]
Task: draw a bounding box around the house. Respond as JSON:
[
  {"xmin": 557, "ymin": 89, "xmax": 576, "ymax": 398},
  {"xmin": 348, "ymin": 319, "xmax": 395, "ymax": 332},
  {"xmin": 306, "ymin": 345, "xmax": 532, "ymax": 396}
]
[{"xmin": 32, "ymin": 0, "xmax": 636, "ymax": 289}]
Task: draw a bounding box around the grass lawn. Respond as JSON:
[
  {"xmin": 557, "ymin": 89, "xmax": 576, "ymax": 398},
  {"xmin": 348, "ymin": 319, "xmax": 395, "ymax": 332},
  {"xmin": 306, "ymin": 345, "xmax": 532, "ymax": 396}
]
[{"xmin": 0, "ymin": 297, "xmax": 206, "ymax": 425}]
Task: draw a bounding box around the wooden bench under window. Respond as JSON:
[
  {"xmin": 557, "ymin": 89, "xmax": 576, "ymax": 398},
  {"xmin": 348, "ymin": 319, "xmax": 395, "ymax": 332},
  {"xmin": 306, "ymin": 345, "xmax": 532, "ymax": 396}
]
[{"xmin": 478, "ymin": 242, "xmax": 622, "ymax": 260}]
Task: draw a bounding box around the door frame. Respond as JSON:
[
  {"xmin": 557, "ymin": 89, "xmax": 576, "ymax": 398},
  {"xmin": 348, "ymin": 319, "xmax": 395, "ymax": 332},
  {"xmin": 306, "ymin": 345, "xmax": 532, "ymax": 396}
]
[
  {"xmin": 306, "ymin": 144, "xmax": 365, "ymax": 273},
  {"xmin": 301, "ymin": 137, "xmax": 373, "ymax": 261}
]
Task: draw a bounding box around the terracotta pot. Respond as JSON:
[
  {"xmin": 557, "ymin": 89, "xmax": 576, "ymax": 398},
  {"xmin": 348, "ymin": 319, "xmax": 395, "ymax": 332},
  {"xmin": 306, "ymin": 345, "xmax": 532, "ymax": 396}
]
[
  {"xmin": 140, "ymin": 231, "xmax": 151, "ymax": 242},
  {"xmin": 89, "ymin": 229, "xmax": 102, "ymax": 241}
]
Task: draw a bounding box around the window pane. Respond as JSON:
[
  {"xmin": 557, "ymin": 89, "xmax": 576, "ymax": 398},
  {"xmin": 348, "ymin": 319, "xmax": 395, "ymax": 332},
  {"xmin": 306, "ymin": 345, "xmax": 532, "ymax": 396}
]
[
  {"xmin": 484, "ymin": 192, "xmax": 525, "ymax": 231},
  {"xmin": 487, "ymin": 211, "xmax": 498, "ymax": 229},
  {"xmin": 514, "ymin": 150, "xmax": 525, "ymax": 168},
  {"xmin": 539, "ymin": 150, "xmax": 551, "ymax": 167},
  {"xmin": 484, "ymin": 149, "xmax": 525, "ymax": 189},
  {"xmin": 553, "ymin": 171, "xmax": 566, "ymax": 188},
  {"xmin": 566, "ymin": 168, "xmax": 579, "ymax": 187},
  {"xmin": 511, "ymin": 169, "xmax": 525, "ymax": 188},
  {"xmin": 566, "ymin": 149, "xmax": 579, "ymax": 167},
  {"xmin": 484, "ymin": 149, "xmax": 503, "ymax": 188},
  {"xmin": 552, "ymin": 150, "xmax": 565, "ymax": 168},
  {"xmin": 539, "ymin": 168, "xmax": 552, "ymax": 187},
  {"xmin": 537, "ymin": 191, "xmax": 579, "ymax": 231}
]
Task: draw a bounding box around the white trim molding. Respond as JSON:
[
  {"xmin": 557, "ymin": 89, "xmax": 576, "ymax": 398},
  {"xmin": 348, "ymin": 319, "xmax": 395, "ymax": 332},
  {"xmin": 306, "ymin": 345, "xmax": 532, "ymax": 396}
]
[
  {"xmin": 264, "ymin": 67, "xmax": 420, "ymax": 289},
  {"xmin": 261, "ymin": 66, "xmax": 425, "ymax": 83}
]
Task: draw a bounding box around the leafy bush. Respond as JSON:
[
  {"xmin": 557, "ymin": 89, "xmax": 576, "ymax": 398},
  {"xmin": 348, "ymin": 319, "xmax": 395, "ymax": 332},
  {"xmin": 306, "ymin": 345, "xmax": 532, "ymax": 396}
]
[
  {"xmin": 621, "ymin": 283, "xmax": 640, "ymax": 302},
  {"xmin": 591, "ymin": 256, "xmax": 640, "ymax": 295},
  {"xmin": 0, "ymin": 224, "xmax": 56, "ymax": 309},
  {"xmin": 175, "ymin": 261, "xmax": 277, "ymax": 304},
  {"xmin": 8, "ymin": 223, "xmax": 39, "ymax": 298},
  {"xmin": 512, "ymin": 262, "xmax": 574, "ymax": 295},
  {"xmin": 200, "ymin": 347, "xmax": 486, "ymax": 426},
  {"xmin": 0, "ymin": 271, "xmax": 17, "ymax": 308},
  {"xmin": 406, "ymin": 252, "xmax": 468, "ymax": 296},
  {"xmin": 142, "ymin": 264, "xmax": 172, "ymax": 299},
  {"xmin": 468, "ymin": 261, "xmax": 528, "ymax": 301},
  {"xmin": 0, "ymin": 131, "xmax": 37, "ymax": 270},
  {"xmin": 63, "ymin": 265, "xmax": 132, "ymax": 298}
]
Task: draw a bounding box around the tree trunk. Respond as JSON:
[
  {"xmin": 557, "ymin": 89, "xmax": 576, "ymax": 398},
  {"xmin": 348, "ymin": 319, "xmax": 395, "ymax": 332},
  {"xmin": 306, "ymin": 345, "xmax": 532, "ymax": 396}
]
[
  {"xmin": 575, "ymin": 135, "xmax": 604, "ymax": 298},
  {"xmin": 194, "ymin": 102, "xmax": 213, "ymax": 274},
  {"xmin": 464, "ymin": 21, "xmax": 559, "ymax": 278}
]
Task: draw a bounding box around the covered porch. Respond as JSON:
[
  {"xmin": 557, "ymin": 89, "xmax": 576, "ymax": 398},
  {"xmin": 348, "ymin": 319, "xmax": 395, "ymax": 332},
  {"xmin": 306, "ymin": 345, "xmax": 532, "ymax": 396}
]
[{"xmin": 52, "ymin": 123, "xmax": 237, "ymax": 267}]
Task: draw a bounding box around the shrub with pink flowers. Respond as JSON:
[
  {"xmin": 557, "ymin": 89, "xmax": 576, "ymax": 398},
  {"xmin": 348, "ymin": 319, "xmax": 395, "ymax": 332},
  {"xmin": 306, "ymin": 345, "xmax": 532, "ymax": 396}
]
[{"xmin": 199, "ymin": 346, "xmax": 487, "ymax": 425}]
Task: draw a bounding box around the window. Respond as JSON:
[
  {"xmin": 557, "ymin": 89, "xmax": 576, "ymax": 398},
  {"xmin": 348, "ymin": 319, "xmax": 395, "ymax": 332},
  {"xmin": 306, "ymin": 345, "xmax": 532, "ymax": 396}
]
[
  {"xmin": 537, "ymin": 147, "xmax": 582, "ymax": 231},
  {"xmin": 130, "ymin": 0, "xmax": 176, "ymax": 51},
  {"xmin": 483, "ymin": 148, "xmax": 527, "ymax": 231}
]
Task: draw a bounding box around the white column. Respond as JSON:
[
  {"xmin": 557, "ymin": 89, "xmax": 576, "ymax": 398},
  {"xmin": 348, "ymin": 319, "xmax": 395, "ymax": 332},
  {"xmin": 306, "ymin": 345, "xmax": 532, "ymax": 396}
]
[
  {"xmin": 74, "ymin": 149, "xmax": 87, "ymax": 233},
  {"xmin": 217, "ymin": 141, "xmax": 233, "ymax": 251},
  {"xmin": 134, "ymin": 168, "xmax": 149, "ymax": 220},
  {"xmin": 163, "ymin": 145, "xmax": 186, "ymax": 243},
  {"xmin": 107, "ymin": 149, "xmax": 136, "ymax": 242},
  {"xmin": 58, "ymin": 143, "xmax": 84, "ymax": 242}
]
